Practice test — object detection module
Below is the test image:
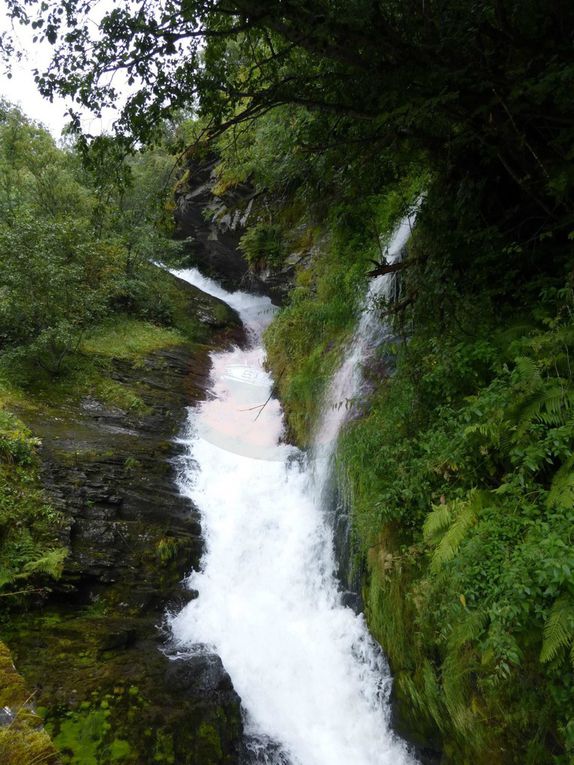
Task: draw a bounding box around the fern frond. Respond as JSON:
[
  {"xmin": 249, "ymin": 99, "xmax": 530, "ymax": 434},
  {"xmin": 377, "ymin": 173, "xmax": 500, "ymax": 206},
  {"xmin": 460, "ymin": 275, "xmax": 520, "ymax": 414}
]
[
  {"xmin": 431, "ymin": 491, "xmax": 486, "ymax": 570},
  {"xmin": 432, "ymin": 508, "xmax": 475, "ymax": 569},
  {"xmin": 547, "ymin": 455, "xmax": 574, "ymax": 510},
  {"xmin": 540, "ymin": 594, "xmax": 574, "ymax": 663},
  {"xmin": 538, "ymin": 384, "xmax": 574, "ymax": 422},
  {"xmin": 513, "ymin": 356, "xmax": 542, "ymax": 390},
  {"xmin": 448, "ymin": 608, "xmax": 489, "ymax": 651},
  {"xmin": 23, "ymin": 548, "xmax": 67, "ymax": 580},
  {"xmin": 513, "ymin": 382, "xmax": 574, "ymax": 437},
  {"xmin": 423, "ymin": 503, "xmax": 452, "ymax": 542}
]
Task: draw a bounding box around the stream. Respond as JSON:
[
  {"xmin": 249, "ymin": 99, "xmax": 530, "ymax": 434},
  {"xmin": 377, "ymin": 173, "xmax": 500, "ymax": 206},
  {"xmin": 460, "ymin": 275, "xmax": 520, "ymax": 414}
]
[{"xmin": 169, "ymin": 214, "xmax": 417, "ymax": 765}]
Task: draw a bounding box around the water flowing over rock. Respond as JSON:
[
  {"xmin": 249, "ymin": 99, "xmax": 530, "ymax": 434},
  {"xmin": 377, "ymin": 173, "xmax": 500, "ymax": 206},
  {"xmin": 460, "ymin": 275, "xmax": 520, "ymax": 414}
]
[{"xmin": 168, "ymin": 214, "xmax": 419, "ymax": 765}]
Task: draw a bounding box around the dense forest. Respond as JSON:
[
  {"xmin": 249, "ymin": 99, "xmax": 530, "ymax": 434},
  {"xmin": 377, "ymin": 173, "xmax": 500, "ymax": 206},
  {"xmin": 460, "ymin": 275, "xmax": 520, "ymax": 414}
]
[{"xmin": 1, "ymin": 0, "xmax": 574, "ymax": 763}]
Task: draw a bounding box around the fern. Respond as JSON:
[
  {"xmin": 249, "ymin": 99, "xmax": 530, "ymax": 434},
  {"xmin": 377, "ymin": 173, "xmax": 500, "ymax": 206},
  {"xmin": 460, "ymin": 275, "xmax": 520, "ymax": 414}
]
[
  {"xmin": 22, "ymin": 548, "xmax": 67, "ymax": 580},
  {"xmin": 540, "ymin": 594, "xmax": 574, "ymax": 664},
  {"xmin": 513, "ymin": 356, "xmax": 542, "ymax": 391},
  {"xmin": 423, "ymin": 503, "xmax": 452, "ymax": 542},
  {"xmin": 464, "ymin": 419, "xmax": 509, "ymax": 447},
  {"xmin": 447, "ymin": 608, "xmax": 489, "ymax": 651},
  {"xmin": 428, "ymin": 490, "xmax": 487, "ymax": 571},
  {"xmin": 546, "ymin": 455, "xmax": 574, "ymax": 510},
  {"xmin": 512, "ymin": 379, "xmax": 574, "ymax": 437}
]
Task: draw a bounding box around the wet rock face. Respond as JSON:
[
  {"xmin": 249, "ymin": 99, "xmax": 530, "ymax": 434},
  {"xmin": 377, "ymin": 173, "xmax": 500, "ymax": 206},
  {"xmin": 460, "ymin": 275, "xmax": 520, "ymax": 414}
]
[
  {"xmin": 6, "ymin": 285, "xmax": 245, "ymax": 763},
  {"xmin": 166, "ymin": 652, "xmax": 237, "ymax": 699},
  {"xmin": 175, "ymin": 155, "xmax": 298, "ymax": 304},
  {"xmin": 33, "ymin": 347, "xmax": 208, "ymax": 594},
  {"xmin": 174, "ymin": 155, "xmax": 261, "ymax": 294}
]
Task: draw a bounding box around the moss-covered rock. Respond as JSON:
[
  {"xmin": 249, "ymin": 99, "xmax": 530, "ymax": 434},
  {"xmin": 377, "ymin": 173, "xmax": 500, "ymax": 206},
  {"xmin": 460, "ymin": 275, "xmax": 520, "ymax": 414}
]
[{"xmin": 0, "ymin": 641, "xmax": 58, "ymax": 765}]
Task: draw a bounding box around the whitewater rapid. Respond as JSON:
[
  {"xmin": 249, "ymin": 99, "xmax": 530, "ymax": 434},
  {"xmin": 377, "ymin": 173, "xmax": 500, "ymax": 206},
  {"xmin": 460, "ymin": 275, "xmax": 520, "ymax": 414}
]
[{"xmin": 169, "ymin": 215, "xmax": 417, "ymax": 765}]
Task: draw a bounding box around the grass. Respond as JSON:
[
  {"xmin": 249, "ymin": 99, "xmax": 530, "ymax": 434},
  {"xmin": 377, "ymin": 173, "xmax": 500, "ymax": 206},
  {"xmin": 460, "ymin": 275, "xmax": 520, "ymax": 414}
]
[{"xmin": 82, "ymin": 319, "xmax": 185, "ymax": 359}]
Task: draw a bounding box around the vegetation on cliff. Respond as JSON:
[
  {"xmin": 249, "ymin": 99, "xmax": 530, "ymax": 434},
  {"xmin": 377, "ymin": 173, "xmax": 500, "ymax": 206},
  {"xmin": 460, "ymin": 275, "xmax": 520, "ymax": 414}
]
[{"xmin": 0, "ymin": 100, "xmax": 201, "ymax": 591}]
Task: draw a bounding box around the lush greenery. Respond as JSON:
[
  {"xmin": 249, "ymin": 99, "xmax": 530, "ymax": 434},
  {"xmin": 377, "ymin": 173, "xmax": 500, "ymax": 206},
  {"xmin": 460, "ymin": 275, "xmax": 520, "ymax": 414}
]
[
  {"xmin": 0, "ymin": 102, "xmax": 186, "ymax": 371},
  {"xmin": 338, "ymin": 276, "xmax": 574, "ymax": 763},
  {"xmin": 0, "ymin": 0, "xmax": 573, "ymax": 762},
  {"xmin": 259, "ymin": 181, "xmax": 574, "ymax": 762},
  {"xmin": 0, "ymin": 102, "xmax": 232, "ymax": 763},
  {"xmin": 3, "ymin": 0, "xmax": 572, "ymax": 232},
  {"xmin": 0, "ymin": 408, "xmax": 65, "ymax": 598},
  {"xmin": 195, "ymin": 66, "xmax": 574, "ymax": 758}
]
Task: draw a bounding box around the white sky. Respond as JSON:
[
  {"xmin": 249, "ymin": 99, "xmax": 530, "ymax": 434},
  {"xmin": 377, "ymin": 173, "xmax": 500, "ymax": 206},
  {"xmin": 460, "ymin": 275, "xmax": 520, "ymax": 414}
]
[{"xmin": 0, "ymin": 0, "xmax": 122, "ymax": 138}]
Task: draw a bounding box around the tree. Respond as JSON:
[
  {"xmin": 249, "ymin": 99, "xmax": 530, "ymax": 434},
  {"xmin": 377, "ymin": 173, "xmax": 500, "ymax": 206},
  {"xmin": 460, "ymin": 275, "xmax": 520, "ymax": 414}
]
[
  {"xmin": 0, "ymin": 102, "xmax": 181, "ymax": 373},
  {"xmin": 2, "ymin": 0, "xmax": 573, "ymax": 236}
]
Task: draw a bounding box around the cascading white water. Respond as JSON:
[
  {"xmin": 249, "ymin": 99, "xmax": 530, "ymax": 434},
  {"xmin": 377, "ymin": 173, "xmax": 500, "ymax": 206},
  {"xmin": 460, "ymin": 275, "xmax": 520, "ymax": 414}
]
[
  {"xmin": 313, "ymin": 211, "xmax": 415, "ymax": 470},
  {"xmin": 169, "ymin": 212, "xmax": 418, "ymax": 765}
]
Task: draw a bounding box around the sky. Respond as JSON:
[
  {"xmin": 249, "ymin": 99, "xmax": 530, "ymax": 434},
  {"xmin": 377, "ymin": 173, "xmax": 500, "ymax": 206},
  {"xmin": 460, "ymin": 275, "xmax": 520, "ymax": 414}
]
[{"xmin": 0, "ymin": 0, "xmax": 121, "ymax": 138}]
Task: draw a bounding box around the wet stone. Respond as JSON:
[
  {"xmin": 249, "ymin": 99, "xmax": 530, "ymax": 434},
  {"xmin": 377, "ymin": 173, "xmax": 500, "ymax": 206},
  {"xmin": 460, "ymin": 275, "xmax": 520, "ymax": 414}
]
[{"xmin": 166, "ymin": 653, "xmax": 236, "ymax": 697}]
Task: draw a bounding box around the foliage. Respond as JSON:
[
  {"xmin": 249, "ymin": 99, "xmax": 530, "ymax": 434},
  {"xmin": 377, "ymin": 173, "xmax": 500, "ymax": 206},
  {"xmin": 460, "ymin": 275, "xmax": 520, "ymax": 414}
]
[
  {"xmin": 265, "ymin": 180, "xmax": 420, "ymax": 443},
  {"xmin": 334, "ymin": 268, "xmax": 574, "ymax": 760},
  {"xmin": 258, "ymin": 141, "xmax": 574, "ymax": 759},
  {"xmin": 2, "ymin": 0, "xmax": 572, "ymax": 261},
  {"xmin": 239, "ymin": 222, "xmax": 284, "ymax": 269},
  {"xmin": 0, "ymin": 409, "xmax": 66, "ymax": 595},
  {"xmin": 0, "ymin": 102, "xmax": 187, "ymax": 374},
  {"xmin": 0, "ymin": 1, "xmax": 572, "ymax": 760}
]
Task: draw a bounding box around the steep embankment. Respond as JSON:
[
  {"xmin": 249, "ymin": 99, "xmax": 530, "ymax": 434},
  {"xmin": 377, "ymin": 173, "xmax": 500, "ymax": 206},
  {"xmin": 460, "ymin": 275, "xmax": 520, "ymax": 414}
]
[
  {"xmin": 0, "ymin": 269, "xmax": 244, "ymax": 764},
  {"xmin": 261, "ymin": 186, "xmax": 574, "ymax": 764}
]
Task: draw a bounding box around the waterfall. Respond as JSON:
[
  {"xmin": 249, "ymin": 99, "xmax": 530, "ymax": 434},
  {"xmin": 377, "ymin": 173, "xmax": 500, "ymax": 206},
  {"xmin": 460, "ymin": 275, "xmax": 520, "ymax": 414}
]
[
  {"xmin": 314, "ymin": 210, "xmax": 414, "ymax": 469},
  {"xmin": 169, "ymin": 211, "xmax": 418, "ymax": 765}
]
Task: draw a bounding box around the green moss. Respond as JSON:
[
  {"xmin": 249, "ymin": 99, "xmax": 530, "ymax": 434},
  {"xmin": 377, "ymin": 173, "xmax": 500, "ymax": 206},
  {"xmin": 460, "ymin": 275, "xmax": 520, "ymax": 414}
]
[
  {"xmin": 239, "ymin": 222, "xmax": 285, "ymax": 269},
  {"xmin": 0, "ymin": 409, "xmax": 66, "ymax": 594},
  {"xmin": 195, "ymin": 722, "xmax": 223, "ymax": 764},
  {"xmin": 0, "ymin": 641, "xmax": 58, "ymax": 764},
  {"xmin": 53, "ymin": 708, "xmax": 107, "ymax": 765},
  {"xmin": 82, "ymin": 319, "xmax": 185, "ymax": 359},
  {"xmin": 109, "ymin": 738, "xmax": 132, "ymax": 761},
  {"xmin": 153, "ymin": 730, "xmax": 175, "ymax": 763}
]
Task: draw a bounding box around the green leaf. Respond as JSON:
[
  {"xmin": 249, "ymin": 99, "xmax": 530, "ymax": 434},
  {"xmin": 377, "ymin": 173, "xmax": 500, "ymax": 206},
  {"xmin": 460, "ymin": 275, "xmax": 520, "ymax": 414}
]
[{"xmin": 540, "ymin": 595, "xmax": 574, "ymax": 664}]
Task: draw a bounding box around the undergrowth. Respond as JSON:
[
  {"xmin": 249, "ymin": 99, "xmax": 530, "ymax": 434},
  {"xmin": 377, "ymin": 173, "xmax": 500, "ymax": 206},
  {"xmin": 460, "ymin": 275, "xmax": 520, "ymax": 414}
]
[{"xmin": 265, "ymin": 184, "xmax": 418, "ymax": 444}]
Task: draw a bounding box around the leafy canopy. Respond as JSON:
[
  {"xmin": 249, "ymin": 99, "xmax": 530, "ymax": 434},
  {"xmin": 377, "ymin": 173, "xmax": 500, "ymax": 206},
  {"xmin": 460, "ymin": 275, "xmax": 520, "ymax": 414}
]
[{"xmin": 2, "ymin": 0, "xmax": 573, "ymax": 232}]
